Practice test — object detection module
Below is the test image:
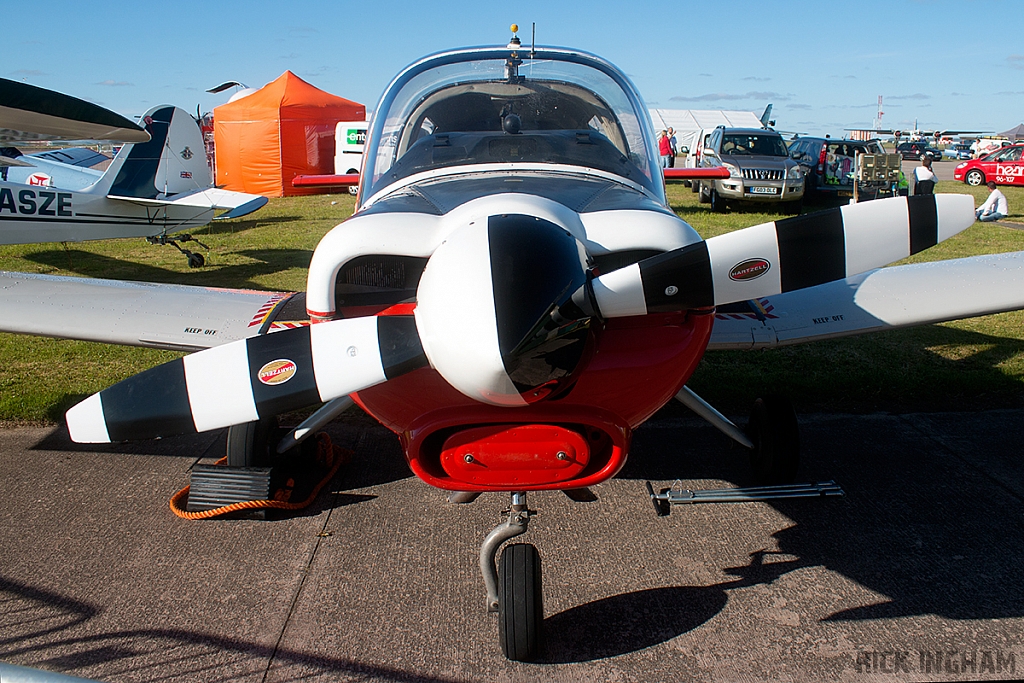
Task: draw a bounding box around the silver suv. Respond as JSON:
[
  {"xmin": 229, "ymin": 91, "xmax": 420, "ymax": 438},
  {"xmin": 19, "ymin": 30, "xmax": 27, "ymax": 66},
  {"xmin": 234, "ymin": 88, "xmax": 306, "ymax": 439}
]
[{"xmin": 697, "ymin": 126, "xmax": 804, "ymax": 212}]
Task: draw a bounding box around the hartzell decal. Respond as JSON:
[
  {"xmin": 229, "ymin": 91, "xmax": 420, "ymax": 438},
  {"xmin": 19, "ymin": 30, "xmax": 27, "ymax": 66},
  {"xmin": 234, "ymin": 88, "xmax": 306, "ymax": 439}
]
[
  {"xmin": 257, "ymin": 359, "xmax": 297, "ymax": 386},
  {"xmin": 729, "ymin": 258, "xmax": 771, "ymax": 282}
]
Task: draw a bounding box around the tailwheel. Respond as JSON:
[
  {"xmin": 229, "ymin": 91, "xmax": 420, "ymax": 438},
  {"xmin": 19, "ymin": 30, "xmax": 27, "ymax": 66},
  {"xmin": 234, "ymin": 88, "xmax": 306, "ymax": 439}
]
[
  {"xmin": 498, "ymin": 543, "xmax": 544, "ymax": 662},
  {"xmin": 746, "ymin": 395, "xmax": 800, "ymax": 485},
  {"xmin": 185, "ymin": 250, "xmax": 205, "ymax": 268}
]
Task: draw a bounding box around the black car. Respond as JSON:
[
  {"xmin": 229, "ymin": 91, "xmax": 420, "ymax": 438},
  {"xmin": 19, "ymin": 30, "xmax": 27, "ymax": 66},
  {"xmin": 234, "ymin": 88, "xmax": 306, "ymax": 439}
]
[
  {"xmin": 787, "ymin": 137, "xmax": 889, "ymax": 201},
  {"xmin": 896, "ymin": 141, "xmax": 941, "ymax": 160}
]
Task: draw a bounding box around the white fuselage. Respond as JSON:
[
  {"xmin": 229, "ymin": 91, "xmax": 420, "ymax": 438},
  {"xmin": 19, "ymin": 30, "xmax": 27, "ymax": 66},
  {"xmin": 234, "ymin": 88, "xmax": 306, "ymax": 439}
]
[{"xmin": 0, "ymin": 180, "xmax": 215, "ymax": 244}]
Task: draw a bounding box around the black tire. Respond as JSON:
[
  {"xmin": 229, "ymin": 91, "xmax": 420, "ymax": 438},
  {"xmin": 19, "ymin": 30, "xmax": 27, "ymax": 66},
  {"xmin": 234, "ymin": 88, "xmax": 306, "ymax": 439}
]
[
  {"xmin": 965, "ymin": 169, "xmax": 985, "ymax": 187},
  {"xmin": 698, "ymin": 182, "xmax": 710, "ymax": 203},
  {"xmin": 498, "ymin": 543, "xmax": 544, "ymax": 662},
  {"xmin": 710, "ymin": 188, "xmax": 726, "ymax": 213},
  {"xmin": 746, "ymin": 395, "xmax": 800, "ymax": 485},
  {"xmin": 225, "ymin": 417, "xmax": 280, "ymax": 468},
  {"xmin": 186, "ymin": 251, "xmax": 205, "ymax": 269},
  {"xmin": 690, "ymin": 179, "xmax": 699, "ymax": 193}
]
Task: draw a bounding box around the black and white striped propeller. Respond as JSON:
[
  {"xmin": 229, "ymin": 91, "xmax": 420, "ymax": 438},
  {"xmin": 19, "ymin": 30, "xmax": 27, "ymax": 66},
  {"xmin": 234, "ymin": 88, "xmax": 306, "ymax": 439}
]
[
  {"xmin": 587, "ymin": 194, "xmax": 974, "ymax": 317},
  {"xmin": 66, "ymin": 193, "xmax": 975, "ymax": 443}
]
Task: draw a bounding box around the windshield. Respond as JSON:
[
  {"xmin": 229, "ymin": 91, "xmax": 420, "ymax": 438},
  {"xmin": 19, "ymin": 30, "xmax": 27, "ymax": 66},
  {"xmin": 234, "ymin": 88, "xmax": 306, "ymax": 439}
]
[
  {"xmin": 990, "ymin": 146, "xmax": 1023, "ymax": 162},
  {"xmin": 722, "ymin": 133, "xmax": 789, "ymax": 157},
  {"xmin": 360, "ymin": 47, "xmax": 663, "ymax": 204}
]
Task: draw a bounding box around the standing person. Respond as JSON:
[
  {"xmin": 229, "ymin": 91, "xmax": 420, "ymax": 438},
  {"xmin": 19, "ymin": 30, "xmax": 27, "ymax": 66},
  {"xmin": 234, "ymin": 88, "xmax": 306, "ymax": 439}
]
[
  {"xmin": 913, "ymin": 156, "xmax": 937, "ymax": 194},
  {"xmin": 658, "ymin": 130, "xmax": 671, "ymax": 169},
  {"xmin": 667, "ymin": 127, "xmax": 678, "ymax": 168},
  {"xmin": 976, "ymin": 181, "xmax": 1009, "ymax": 222},
  {"xmin": 896, "ymin": 169, "xmax": 910, "ymax": 197}
]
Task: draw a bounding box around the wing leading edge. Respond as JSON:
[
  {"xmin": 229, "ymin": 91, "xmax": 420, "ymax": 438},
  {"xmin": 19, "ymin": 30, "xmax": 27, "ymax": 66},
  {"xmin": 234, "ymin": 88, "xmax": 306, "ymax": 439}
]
[{"xmin": 707, "ymin": 251, "xmax": 1024, "ymax": 350}]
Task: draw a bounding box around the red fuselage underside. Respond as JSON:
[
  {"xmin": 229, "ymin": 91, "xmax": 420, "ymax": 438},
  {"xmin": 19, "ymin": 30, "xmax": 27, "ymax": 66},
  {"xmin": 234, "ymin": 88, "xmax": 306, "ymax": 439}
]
[{"xmin": 353, "ymin": 310, "xmax": 714, "ymax": 491}]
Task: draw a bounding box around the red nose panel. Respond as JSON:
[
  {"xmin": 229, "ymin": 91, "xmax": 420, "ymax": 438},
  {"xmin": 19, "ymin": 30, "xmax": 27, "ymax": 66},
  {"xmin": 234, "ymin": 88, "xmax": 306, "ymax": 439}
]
[{"xmin": 440, "ymin": 424, "xmax": 590, "ymax": 487}]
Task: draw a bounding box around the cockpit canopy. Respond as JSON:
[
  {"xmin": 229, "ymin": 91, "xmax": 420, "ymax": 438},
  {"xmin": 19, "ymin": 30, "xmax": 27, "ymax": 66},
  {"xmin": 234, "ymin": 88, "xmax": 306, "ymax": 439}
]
[{"xmin": 360, "ymin": 47, "xmax": 663, "ymax": 205}]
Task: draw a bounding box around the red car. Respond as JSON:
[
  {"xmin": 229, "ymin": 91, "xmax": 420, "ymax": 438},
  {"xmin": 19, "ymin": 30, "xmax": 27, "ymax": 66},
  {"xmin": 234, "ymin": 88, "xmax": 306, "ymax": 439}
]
[{"xmin": 954, "ymin": 144, "xmax": 1024, "ymax": 186}]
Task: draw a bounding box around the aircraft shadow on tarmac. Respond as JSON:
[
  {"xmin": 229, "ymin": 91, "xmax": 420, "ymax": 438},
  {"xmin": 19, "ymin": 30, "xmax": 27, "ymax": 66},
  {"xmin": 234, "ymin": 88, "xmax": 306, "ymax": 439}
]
[
  {"xmin": 622, "ymin": 406, "xmax": 1024, "ymax": 628},
  {"xmin": 0, "ymin": 576, "xmax": 466, "ymax": 682}
]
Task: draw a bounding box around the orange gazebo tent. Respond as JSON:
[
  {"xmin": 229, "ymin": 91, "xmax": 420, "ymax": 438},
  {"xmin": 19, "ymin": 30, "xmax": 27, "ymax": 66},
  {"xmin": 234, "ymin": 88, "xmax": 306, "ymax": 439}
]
[{"xmin": 213, "ymin": 71, "xmax": 365, "ymax": 197}]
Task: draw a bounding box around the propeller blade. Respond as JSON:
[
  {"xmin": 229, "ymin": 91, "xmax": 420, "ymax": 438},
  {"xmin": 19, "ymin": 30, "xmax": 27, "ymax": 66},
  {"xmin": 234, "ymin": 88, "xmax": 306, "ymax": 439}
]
[
  {"xmin": 66, "ymin": 316, "xmax": 425, "ymax": 443},
  {"xmin": 589, "ymin": 194, "xmax": 975, "ymax": 316}
]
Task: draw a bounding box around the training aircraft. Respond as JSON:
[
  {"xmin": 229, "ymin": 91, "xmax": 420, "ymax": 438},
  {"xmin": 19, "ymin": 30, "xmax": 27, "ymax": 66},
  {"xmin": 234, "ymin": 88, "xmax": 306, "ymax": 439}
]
[
  {"xmin": 3, "ymin": 31, "xmax": 1024, "ymax": 662},
  {"xmin": 0, "ymin": 78, "xmax": 267, "ymax": 266}
]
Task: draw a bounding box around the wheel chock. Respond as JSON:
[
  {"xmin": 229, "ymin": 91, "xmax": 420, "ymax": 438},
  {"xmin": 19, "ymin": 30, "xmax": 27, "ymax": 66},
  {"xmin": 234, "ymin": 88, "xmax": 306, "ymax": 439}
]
[{"xmin": 186, "ymin": 465, "xmax": 273, "ymax": 512}]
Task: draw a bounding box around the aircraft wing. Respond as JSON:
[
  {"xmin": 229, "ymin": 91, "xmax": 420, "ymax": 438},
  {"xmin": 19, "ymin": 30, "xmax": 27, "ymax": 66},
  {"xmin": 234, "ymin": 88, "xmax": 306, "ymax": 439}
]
[
  {"xmin": 107, "ymin": 188, "xmax": 269, "ymax": 220},
  {"xmin": 0, "ymin": 78, "xmax": 150, "ymax": 143},
  {"xmin": 931, "ymin": 129, "xmax": 990, "ymax": 137},
  {"xmin": 663, "ymin": 167, "xmax": 731, "ymax": 180},
  {"xmin": 0, "ymin": 271, "xmax": 297, "ymax": 352},
  {"xmin": 707, "ymin": 251, "xmax": 1024, "ymax": 350},
  {"xmin": 292, "ymin": 174, "xmax": 361, "ymax": 188}
]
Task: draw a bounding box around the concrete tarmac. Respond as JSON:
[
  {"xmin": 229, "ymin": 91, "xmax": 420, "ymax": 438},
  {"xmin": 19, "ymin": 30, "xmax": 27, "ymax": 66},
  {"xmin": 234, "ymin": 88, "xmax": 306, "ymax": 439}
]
[{"xmin": 2, "ymin": 406, "xmax": 1024, "ymax": 682}]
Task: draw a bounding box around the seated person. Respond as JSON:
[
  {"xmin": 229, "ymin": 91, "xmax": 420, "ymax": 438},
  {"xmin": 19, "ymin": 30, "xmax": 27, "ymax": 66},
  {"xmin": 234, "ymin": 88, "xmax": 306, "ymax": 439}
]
[{"xmin": 976, "ymin": 181, "xmax": 1009, "ymax": 222}]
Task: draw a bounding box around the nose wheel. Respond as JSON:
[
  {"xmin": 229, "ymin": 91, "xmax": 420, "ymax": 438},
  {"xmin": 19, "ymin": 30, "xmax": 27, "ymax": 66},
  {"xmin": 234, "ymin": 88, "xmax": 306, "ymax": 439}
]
[
  {"xmin": 480, "ymin": 492, "xmax": 545, "ymax": 661},
  {"xmin": 498, "ymin": 543, "xmax": 543, "ymax": 661}
]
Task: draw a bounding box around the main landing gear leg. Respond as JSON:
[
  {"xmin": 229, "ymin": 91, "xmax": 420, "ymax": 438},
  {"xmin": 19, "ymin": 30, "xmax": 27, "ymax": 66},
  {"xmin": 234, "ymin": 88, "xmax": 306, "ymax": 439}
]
[
  {"xmin": 146, "ymin": 233, "xmax": 210, "ymax": 268},
  {"xmin": 480, "ymin": 492, "xmax": 544, "ymax": 662},
  {"xmin": 675, "ymin": 386, "xmax": 800, "ymax": 485}
]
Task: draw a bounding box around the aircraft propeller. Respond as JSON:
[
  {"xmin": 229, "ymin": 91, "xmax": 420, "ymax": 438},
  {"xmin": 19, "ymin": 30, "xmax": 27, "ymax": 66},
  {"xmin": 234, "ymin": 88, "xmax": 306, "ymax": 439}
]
[{"xmin": 66, "ymin": 193, "xmax": 975, "ymax": 444}]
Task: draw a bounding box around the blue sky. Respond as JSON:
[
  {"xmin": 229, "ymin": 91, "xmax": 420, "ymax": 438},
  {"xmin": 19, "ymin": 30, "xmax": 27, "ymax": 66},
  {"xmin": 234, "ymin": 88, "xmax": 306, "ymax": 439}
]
[{"xmin": 7, "ymin": 0, "xmax": 1022, "ymax": 137}]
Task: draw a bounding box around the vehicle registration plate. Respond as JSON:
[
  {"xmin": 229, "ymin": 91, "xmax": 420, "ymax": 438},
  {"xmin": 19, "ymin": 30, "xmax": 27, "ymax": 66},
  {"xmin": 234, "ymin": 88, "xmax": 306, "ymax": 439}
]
[{"xmin": 748, "ymin": 186, "xmax": 777, "ymax": 195}]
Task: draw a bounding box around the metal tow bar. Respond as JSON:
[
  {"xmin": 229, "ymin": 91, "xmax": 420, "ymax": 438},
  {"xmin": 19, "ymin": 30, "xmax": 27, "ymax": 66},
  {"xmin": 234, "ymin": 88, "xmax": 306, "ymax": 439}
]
[{"xmin": 645, "ymin": 480, "xmax": 845, "ymax": 516}]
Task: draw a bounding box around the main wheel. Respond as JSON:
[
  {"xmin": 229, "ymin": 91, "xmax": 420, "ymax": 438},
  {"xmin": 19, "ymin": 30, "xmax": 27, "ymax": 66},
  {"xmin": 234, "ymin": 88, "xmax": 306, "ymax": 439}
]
[
  {"xmin": 225, "ymin": 417, "xmax": 280, "ymax": 467},
  {"xmin": 498, "ymin": 543, "xmax": 544, "ymax": 662},
  {"xmin": 186, "ymin": 251, "xmax": 205, "ymax": 269},
  {"xmin": 710, "ymin": 188, "xmax": 727, "ymax": 213},
  {"xmin": 746, "ymin": 395, "xmax": 800, "ymax": 485},
  {"xmin": 965, "ymin": 169, "xmax": 985, "ymax": 186}
]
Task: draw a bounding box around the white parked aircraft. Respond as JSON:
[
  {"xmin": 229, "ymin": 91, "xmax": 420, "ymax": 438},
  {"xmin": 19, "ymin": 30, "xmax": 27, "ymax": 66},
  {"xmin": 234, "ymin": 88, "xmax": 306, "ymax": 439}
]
[
  {"xmin": 3, "ymin": 32, "xmax": 1024, "ymax": 661},
  {"xmin": 0, "ymin": 78, "xmax": 267, "ymax": 266}
]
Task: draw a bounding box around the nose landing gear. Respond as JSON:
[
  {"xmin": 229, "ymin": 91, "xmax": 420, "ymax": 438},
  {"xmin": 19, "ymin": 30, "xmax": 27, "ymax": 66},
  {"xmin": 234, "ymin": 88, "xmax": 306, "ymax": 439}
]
[{"xmin": 479, "ymin": 492, "xmax": 544, "ymax": 661}]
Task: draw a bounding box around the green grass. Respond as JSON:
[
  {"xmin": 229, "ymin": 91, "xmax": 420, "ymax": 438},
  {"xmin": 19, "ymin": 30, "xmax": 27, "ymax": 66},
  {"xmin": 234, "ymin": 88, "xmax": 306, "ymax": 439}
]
[{"xmin": 1, "ymin": 182, "xmax": 1023, "ymax": 424}]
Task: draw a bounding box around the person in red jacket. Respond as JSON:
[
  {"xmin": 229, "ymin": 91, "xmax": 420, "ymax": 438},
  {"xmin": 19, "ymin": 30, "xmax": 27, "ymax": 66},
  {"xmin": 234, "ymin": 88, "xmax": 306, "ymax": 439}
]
[{"xmin": 658, "ymin": 130, "xmax": 671, "ymax": 169}]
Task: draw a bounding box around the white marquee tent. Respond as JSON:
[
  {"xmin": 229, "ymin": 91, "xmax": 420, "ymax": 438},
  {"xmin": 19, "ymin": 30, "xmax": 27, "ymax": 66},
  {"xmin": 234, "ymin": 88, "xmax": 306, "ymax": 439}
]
[{"xmin": 648, "ymin": 108, "xmax": 765, "ymax": 165}]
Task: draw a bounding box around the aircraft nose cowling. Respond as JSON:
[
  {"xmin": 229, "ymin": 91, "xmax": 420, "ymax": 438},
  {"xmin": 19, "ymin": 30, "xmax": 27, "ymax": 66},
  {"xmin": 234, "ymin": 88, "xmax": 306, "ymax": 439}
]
[{"xmin": 415, "ymin": 214, "xmax": 592, "ymax": 407}]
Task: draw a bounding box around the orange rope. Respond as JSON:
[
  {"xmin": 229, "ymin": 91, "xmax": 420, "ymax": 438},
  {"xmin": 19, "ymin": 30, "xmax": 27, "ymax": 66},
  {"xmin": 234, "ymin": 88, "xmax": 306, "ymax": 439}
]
[{"xmin": 170, "ymin": 432, "xmax": 351, "ymax": 520}]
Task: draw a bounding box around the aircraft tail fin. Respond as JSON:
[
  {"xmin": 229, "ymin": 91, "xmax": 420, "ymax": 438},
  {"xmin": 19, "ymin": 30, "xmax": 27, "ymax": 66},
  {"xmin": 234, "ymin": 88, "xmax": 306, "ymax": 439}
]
[
  {"xmin": 760, "ymin": 104, "xmax": 773, "ymax": 128},
  {"xmin": 87, "ymin": 105, "xmax": 212, "ymax": 199}
]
